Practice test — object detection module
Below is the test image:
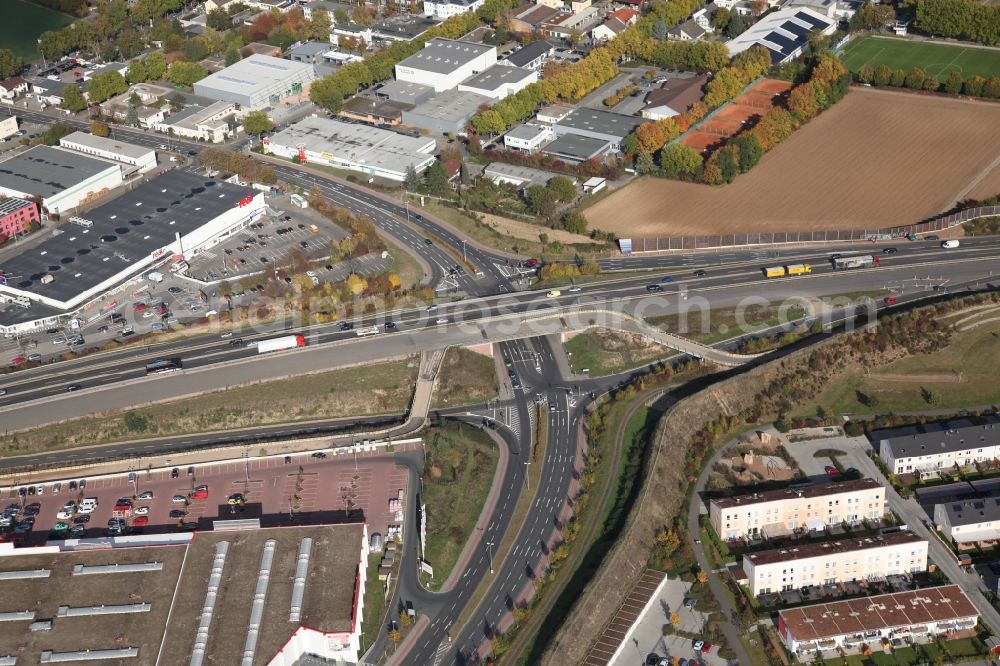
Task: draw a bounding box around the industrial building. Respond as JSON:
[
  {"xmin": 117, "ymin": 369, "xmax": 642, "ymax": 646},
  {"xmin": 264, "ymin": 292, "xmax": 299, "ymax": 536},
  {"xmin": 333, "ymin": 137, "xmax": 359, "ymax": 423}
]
[
  {"xmin": 726, "ymin": 6, "xmax": 836, "ymax": 63},
  {"xmin": 0, "ymin": 115, "xmax": 17, "ymax": 140},
  {"xmin": 552, "ymin": 108, "xmax": 643, "ymax": 153},
  {"xmin": 501, "ymin": 40, "xmax": 555, "ymax": 71},
  {"xmin": 741, "ymin": 531, "xmax": 928, "ymax": 596},
  {"xmin": 504, "ymin": 124, "xmax": 554, "ymax": 152},
  {"xmin": 402, "ymin": 89, "xmax": 492, "ymax": 134},
  {"xmin": 153, "ymin": 101, "xmax": 241, "ymax": 143},
  {"xmin": 709, "ymin": 479, "xmax": 886, "ymax": 540},
  {"xmin": 193, "ymin": 54, "xmax": 316, "ymax": 109},
  {"xmin": 483, "ymin": 163, "xmax": 565, "ymax": 189},
  {"xmin": 0, "ymin": 522, "xmax": 368, "ymax": 665},
  {"xmin": 377, "ymin": 80, "xmax": 435, "ymax": 106},
  {"xmin": 0, "ymin": 198, "xmax": 38, "ymax": 238},
  {"xmin": 877, "ymin": 419, "xmax": 1000, "ymax": 476},
  {"xmin": 58, "ymin": 131, "xmax": 158, "ymax": 175},
  {"xmin": 541, "ymin": 134, "xmax": 611, "ymax": 163},
  {"xmin": 265, "ymin": 116, "xmax": 436, "ymax": 182},
  {"xmin": 0, "ymin": 171, "xmax": 264, "ymax": 333},
  {"xmin": 777, "ymin": 585, "xmax": 978, "ymax": 655},
  {"xmin": 0, "ymin": 145, "xmax": 123, "ymax": 216},
  {"xmin": 934, "ymin": 496, "xmax": 1000, "ymax": 546},
  {"xmin": 394, "ymin": 39, "xmax": 497, "ymax": 92},
  {"xmin": 457, "ymin": 65, "xmax": 537, "ymax": 100}
]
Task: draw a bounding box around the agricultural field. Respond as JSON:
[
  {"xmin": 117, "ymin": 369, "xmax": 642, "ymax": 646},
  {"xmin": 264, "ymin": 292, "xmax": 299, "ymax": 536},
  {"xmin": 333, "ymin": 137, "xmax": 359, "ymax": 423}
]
[
  {"xmin": 586, "ymin": 87, "xmax": 1000, "ymax": 237},
  {"xmin": 840, "ymin": 36, "xmax": 1000, "ymax": 82}
]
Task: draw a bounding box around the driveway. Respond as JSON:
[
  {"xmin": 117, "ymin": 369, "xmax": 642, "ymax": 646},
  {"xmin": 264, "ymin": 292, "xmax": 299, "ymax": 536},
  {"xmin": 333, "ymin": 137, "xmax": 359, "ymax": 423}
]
[{"xmin": 784, "ymin": 432, "xmax": 868, "ymax": 480}]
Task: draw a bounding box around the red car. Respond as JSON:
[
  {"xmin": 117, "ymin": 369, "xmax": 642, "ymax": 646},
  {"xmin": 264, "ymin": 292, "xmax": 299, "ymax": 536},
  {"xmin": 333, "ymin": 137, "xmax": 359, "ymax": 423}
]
[
  {"xmin": 132, "ymin": 516, "xmax": 148, "ymax": 527},
  {"xmin": 825, "ymin": 465, "xmax": 839, "ymax": 476},
  {"xmin": 133, "ymin": 303, "xmax": 148, "ymax": 312},
  {"xmin": 113, "ymin": 504, "xmax": 132, "ymax": 512},
  {"xmin": 884, "ymin": 296, "xmax": 898, "ymax": 305},
  {"xmin": 701, "ymin": 642, "xmax": 712, "ymax": 654},
  {"xmin": 9, "ymin": 357, "xmax": 25, "ymax": 366},
  {"xmin": 189, "ymin": 489, "xmax": 209, "ymax": 500}
]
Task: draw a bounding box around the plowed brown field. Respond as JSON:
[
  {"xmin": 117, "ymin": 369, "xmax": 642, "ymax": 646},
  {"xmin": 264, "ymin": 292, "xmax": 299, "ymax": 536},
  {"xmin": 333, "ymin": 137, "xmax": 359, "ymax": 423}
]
[{"xmin": 587, "ymin": 87, "xmax": 1000, "ymax": 237}]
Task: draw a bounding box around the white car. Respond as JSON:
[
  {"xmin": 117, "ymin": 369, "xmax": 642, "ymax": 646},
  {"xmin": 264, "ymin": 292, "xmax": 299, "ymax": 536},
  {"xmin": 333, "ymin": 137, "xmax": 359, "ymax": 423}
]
[
  {"xmin": 171, "ymin": 495, "xmax": 187, "ymax": 503},
  {"xmin": 51, "ymin": 337, "xmax": 66, "ymax": 345},
  {"xmin": 137, "ymin": 491, "xmax": 154, "ymax": 500},
  {"xmin": 56, "ymin": 509, "xmax": 74, "ymax": 519},
  {"xmin": 435, "ymin": 317, "xmax": 448, "ymax": 325},
  {"xmin": 134, "ymin": 506, "xmax": 149, "ymax": 515}
]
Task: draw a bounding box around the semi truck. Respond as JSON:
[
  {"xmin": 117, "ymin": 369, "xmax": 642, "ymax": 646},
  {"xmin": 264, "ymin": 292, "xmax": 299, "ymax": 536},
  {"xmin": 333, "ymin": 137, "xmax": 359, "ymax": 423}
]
[
  {"xmin": 832, "ymin": 255, "xmax": 880, "ymax": 270},
  {"xmin": 256, "ymin": 334, "xmax": 306, "ymax": 354},
  {"xmin": 763, "ymin": 264, "xmax": 812, "ymax": 278}
]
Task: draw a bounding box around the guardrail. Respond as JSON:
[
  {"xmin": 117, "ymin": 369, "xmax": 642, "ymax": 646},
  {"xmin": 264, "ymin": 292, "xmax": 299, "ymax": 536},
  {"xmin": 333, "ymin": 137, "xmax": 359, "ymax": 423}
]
[{"xmin": 621, "ymin": 205, "xmax": 1000, "ymax": 253}]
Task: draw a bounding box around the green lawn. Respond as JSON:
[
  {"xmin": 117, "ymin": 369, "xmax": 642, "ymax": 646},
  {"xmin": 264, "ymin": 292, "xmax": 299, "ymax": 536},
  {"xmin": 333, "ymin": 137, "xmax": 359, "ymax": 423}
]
[
  {"xmin": 840, "ymin": 36, "xmax": 1000, "ymax": 82},
  {"xmin": 420, "ymin": 422, "xmax": 499, "ymax": 591},
  {"xmin": 563, "ymin": 328, "xmax": 674, "ymax": 376}
]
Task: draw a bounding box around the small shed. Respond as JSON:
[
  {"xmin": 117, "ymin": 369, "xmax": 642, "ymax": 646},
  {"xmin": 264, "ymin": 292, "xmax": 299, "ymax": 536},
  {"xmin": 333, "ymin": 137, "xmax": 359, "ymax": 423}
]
[{"xmin": 583, "ymin": 177, "xmax": 606, "ymax": 194}]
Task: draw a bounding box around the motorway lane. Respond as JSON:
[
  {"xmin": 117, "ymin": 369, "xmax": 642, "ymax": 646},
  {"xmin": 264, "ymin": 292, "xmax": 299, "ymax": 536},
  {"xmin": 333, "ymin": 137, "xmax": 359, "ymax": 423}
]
[{"xmin": 3, "ymin": 252, "xmax": 999, "ymax": 417}]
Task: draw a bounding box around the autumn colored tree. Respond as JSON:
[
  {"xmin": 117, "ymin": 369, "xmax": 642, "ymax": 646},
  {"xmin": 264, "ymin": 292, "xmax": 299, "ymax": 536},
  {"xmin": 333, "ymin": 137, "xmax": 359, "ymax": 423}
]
[
  {"xmin": 696, "ymin": 569, "xmax": 709, "ymax": 584},
  {"xmin": 659, "ymin": 143, "xmax": 703, "ymax": 179},
  {"xmin": 964, "ymin": 75, "xmax": 986, "ymax": 97},
  {"xmin": 787, "ymin": 83, "xmax": 819, "ymax": 121},
  {"xmin": 90, "ymin": 120, "xmax": 110, "ymax": 137},
  {"xmin": 890, "ymin": 68, "xmax": 906, "ymax": 87},
  {"xmin": 904, "ymin": 67, "xmax": 927, "ymax": 90},
  {"xmin": 872, "ymin": 63, "xmax": 892, "ymax": 87},
  {"xmin": 943, "ymin": 70, "xmax": 963, "ymax": 95},
  {"xmin": 635, "ymin": 121, "xmax": 668, "ymax": 153}
]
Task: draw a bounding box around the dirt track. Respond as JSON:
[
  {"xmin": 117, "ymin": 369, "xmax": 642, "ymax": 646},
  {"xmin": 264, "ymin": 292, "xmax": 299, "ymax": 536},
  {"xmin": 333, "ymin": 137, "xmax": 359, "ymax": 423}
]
[{"xmin": 587, "ymin": 87, "xmax": 1000, "ymax": 237}]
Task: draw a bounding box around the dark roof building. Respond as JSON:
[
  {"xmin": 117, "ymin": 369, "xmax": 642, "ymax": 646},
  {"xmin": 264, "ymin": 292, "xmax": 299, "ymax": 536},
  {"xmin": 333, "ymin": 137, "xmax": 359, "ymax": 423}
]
[
  {"xmin": 552, "ymin": 108, "xmax": 643, "ymax": 152},
  {"xmin": 501, "ymin": 40, "xmax": 555, "ymax": 70}
]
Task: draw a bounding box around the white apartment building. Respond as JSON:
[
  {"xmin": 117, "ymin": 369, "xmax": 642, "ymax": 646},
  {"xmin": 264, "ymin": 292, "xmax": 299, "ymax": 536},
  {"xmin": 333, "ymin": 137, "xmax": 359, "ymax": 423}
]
[
  {"xmin": 934, "ymin": 496, "xmax": 1000, "ymax": 546},
  {"xmin": 422, "ymin": 0, "xmax": 485, "ymax": 18},
  {"xmin": 709, "ymin": 479, "xmax": 886, "ymax": 540},
  {"xmin": 878, "ymin": 421, "xmax": 1000, "ymax": 475},
  {"xmin": 394, "ymin": 39, "xmax": 497, "ymax": 92},
  {"xmin": 153, "ymin": 102, "xmax": 241, "ymax": 143},
  {"xmin": 743, "ymin": 531, "xmax": 928, "ymax": 596}
]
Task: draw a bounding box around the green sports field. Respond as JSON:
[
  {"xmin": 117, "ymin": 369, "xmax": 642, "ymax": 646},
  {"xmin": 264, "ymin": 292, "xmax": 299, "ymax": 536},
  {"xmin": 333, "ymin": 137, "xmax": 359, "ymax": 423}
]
[{"xmin": 840, "ymin": 36, "xmax": 1000, "ymax": 82}]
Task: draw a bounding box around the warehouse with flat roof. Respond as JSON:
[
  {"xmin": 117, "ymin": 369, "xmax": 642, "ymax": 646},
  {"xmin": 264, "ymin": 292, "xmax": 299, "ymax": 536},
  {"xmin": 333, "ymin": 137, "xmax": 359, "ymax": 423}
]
[
  {"xmin": 193, "ymin": 54, "xmax": 316, "ymax": 110},
  {"xmin": 402, "ymin": 89, "xmax": 492, "ymax": 134},
  {"xmin": 58, "ymin": 131, "xmax": 158, "ymax": 175},
  {"xmin": 266, "ymin": 116, "xmax": 436, "ymax": 181},
  {"xmin": 0, "ymin": 171, "xmax": 264, "ymax": 331},
  {"xmin": 0, "ymin": 145, "xmax": 123, "ymax": 216},
  {"xmin": 394, "ymin": 38, "xmax": 496, "ymax": 92},
  {"xmin": 552, "ymin": 108, "xmax": 643, "ymax": 153}
]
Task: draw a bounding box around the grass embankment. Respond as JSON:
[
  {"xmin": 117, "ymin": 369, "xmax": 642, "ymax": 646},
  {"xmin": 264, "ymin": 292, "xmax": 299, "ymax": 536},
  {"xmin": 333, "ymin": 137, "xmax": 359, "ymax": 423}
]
[
  {"xmin": 649, "ymin": 301, "xmax": 808, "ymax": 345},
  {"xmin": 420, "ymin": 422, "xmax": 499, "ymax": 591},
  {"xmin": 360, "ymin": 552, "xmax": 391, "ymax": 653},
  {"xmin": 563, "ymin": 328, "xmax": 674, "ymax": 376},
  {"xmin": 430, "ymin": 348, "xmax": 499, "ymax": 409},
  {"xmin": 801, "ymin": 317, "xmax": 1000, "ymax": 415},
  {"xmin": 2, "ymin": 359, "xmax": 418, "ymax": 454}
]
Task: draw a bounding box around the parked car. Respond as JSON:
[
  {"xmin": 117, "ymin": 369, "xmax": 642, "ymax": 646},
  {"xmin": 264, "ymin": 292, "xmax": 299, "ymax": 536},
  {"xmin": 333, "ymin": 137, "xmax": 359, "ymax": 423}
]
[
  {"xmin": 171, "ymin": 495, "xmax": 187, "ymax": 504},
  {"xmin": 137, "ymin": 491, "xmax": 154, "ymax": 500},
  {"xmin": 169, "ymin": 509, "xmax": 187, "ymax": 519},
  {"xmin": 189, "ymin": 489, "xmax": 209, "ymax": 500}
]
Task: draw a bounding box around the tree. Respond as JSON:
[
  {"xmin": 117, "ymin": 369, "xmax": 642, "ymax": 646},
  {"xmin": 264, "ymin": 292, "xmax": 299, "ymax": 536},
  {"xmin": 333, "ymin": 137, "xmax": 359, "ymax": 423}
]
[
  {"xmin": 423, "ymin": 160, "xmax": 451, "ymax": 197},
  {"xmin": 547, "ymin": 176, "xmax": 577, "ymax": 203},
  {"xmin": 889, "ymin": 68, "xmax": 905, "ymax": 87},
  {"xmin": 91, "ymin": 120, "xmax": 111, "ymax": 137},
  {"xmin": 333, "ymin": 7, "xmax": 349, "ymax": 23},
  {"xmin": 725, "ymin": 12, "xmax": 748, "ymax": 39},
  {"xmin": 652, "ymin": 19, "xmax": 668, "ymax": 40},
  {"xmin": 635, "ymin": 150, "xmax": 655, "ymax": 175},
  {"xmin": 243, "ymin": 110, "xmax": 275, "ymax": 139},
  {"xmin": 86, "ymin": 70, "xmax": 128, "ymax": 103},
  {"xmin": 224, "ymin": 43, "xmax": 241, "ymax": 66},
  {"xmin": 711, "ymin": 7, "xmax": 732, "ymax": 30},
  {"xmin": 964, "ymin": 75, "xmax": 986, "ymax": 97},
  {"xmin": 404, "ymin": 165, "xmax": 420, "ymax": 192},
  {"xmin": 788, "ymin": 83, "xmax": 819, "ymax": 121},
  {"xmin": 670, "ymin": 611, "xmax": 681, "ymax": 627},
  {"xmin": 167, "ymin": 61, "xmax": 209, "ymax": 87},
  {"xmin": 562, "ymin": 210, "xmax": 588, "ymax": 235},
  {"xmin": 731, "ymin": 134, "xmax": 762, "ymax": 172},
  {"xmin": 308, "ymin": 7, "xmax": 332, "ymax": 41},
  {"xmin": 346, "ymin": 273, "xmax": 368, "ymax": 295},
  {"xmin": 145, "ymin": 51, "xmax": 167, "ymax": 81},
  {"xmin": 125, "ymin": 104, "xmax": 139, "ymax": 127},
  {"xmin": 61, "ymin": 84, "xmax": 87, "ymax": 113},
  {"xmin": 697, "ymin": 569, "xmax": 709, "ymax": 584},
  {"xmin": 872, "ymin": 63, "xmax": 892, "ymax": 87},
  {"xmin": 904, "ymin": 67, "xmax": 927, "ymax": 90},
  {"xmin": 984, "ymin": 76, "xmax": 1000, "ymax": 98},
  {"xmin": 207, "ymin": 8, "xmax": 233, "ymax": 31},
  {"xmin": 459, "ymin": 162, "xmax": 470, "ymax": 185},
  {"xmin": 526, "ymin": 185, "xmax": 556, "ymax": 218},
  {"xmin": 659, "ymin": 143, "xmax": 703, "ymax": 179},
  {"xmin": 0, "ymin": 49, "xmax": 23, "ymax": 79}
]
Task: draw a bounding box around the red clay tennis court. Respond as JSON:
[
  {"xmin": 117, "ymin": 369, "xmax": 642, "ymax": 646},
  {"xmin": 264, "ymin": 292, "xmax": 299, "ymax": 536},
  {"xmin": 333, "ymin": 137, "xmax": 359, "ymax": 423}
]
[{"xmin": 679, "ymin": 78, "xmax": 792, "ymax": 153}]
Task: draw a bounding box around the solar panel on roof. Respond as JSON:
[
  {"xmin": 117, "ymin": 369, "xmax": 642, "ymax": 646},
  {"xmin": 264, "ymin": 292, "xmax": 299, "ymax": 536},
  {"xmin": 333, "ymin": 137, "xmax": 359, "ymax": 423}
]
[
  {"xmin": 764, "ymin": 31, "xmax": 798, "ymax": 53},
  {"xmin": 794, "ymin": 10, "xmax": 829, "ymax": 28},
  {"xmin": 782, "ymin": 21, "xmax": 810, "ymax": 38},
  {"xmin": 765, "ymin": 47, "xmax": 784, "ymax": 64}
]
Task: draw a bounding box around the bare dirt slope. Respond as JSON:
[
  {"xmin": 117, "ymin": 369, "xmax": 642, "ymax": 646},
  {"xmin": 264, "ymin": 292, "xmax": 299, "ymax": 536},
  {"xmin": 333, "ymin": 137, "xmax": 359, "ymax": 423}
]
[{"xmin": 587, "ymin": 88, "xmax": 1000, "ymax": 237}]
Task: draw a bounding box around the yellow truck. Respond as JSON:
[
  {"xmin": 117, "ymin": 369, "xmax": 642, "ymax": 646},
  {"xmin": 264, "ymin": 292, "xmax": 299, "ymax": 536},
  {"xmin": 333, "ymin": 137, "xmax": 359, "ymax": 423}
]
[
  {"xmin": 763, "ymin": 266, "xmax": 786, "ymax": 278},
  {"xmin": 763, "ymin": 264, "xmax": 812, "ymax": 278}
]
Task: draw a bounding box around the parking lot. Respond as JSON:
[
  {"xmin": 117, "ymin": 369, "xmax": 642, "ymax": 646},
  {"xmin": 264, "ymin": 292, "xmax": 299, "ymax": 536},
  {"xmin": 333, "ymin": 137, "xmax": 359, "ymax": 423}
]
[
  {"xmin": 609, "ymin": 577, "xmax": 725, "ymax": 666},
  {"xmin": 0, "ymin": 448, "xmax": 409, "ymax": 546}
]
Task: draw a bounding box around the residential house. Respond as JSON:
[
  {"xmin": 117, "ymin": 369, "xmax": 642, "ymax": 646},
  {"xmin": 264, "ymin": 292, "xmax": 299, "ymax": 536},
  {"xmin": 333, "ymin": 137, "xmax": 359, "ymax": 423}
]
[
  {"xmin": 503, "ymin": 124, "xmax": 554, "ymax": 152},
  {"xmin": 500, "ymin": 40, "xmax": 555, "ymax": 72},
  {"xmin": 0, "ymin": 77, "xmax": 29, "ymax": 102},
  {"xmin": 423, "ymin": 0, "xmax": 486, "ymax": 19},
  {"xmin": 876, "ymin": 420, "xmax": 1000, "ymax": 476},
  {"xmin": 668, "ymin": 18, "xmax": 707, "ymax": 40},
  {"xmin": 640, "ymin": 73, "xmax": 709, "ymax": 120}
]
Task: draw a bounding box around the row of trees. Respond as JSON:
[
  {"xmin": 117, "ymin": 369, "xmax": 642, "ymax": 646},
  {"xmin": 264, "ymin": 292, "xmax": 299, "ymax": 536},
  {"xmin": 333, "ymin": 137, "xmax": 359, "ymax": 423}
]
[
  {"xmin": 198, "ymin": 148, "xmax": 277, "ymax": 185},
  {"xmin": 914, "ymin": 0, "xmax": 1000, "ymax": 46},
  {"xmin": 305, "ymin": 187, "xmax": 387, "ymax": 260},
  {"xmin": 39, "ymin": 0, "xmax": 184, "ymax": 61},
  {"xmin": 0, "ymin": 49, "xmax": 23, "ymax": 79},
  {"xmin": 856, "ymin": 64, "xmax": 1000, "ymax": 98},
  {"xmin": 701, "ymin": 55, "xmax": 851, "ymax": 185}
]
